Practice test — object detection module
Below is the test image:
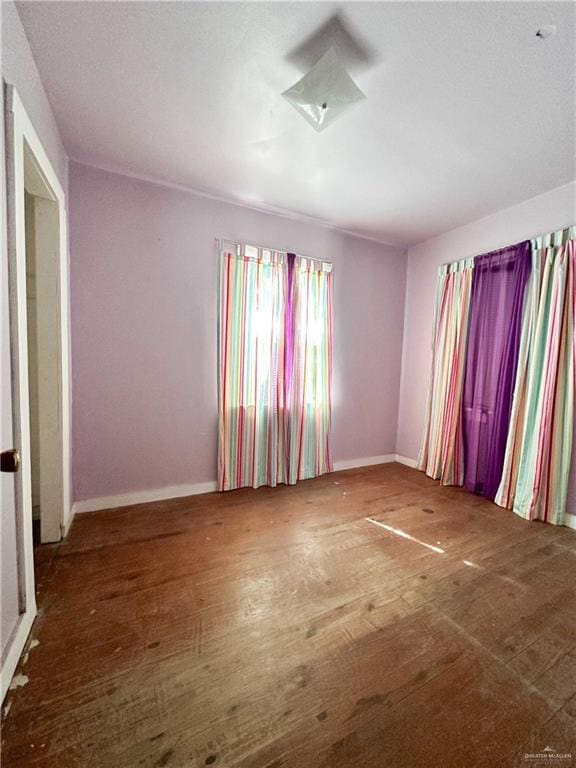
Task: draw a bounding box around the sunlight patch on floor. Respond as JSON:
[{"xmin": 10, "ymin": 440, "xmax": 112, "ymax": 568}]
[{"xmin": 364, "ymin": 517, "xmax": 445, "ymax": 554}]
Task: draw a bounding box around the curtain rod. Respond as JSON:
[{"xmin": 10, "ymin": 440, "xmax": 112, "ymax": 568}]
[
  {"xmin": 215, "ymin": 237, "xmax": 332, "ymax": 267},
  {"xmin": 440, "ymin": 224, "xmax": 575, "ymax": 270}
]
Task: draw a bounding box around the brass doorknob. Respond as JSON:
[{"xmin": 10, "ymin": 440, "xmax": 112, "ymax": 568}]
[{"xmin": 1, "ymin": 449, "xmax": 21, "ymax": 473}]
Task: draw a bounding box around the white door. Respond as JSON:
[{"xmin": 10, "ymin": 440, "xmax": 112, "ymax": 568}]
[
  {"xmin": 1, "ymin": 158, "xmax": 23, "ymax": 688},
  {"xmin": 1, "ymin": 84, "xmax": 35, "ymax": 702}
]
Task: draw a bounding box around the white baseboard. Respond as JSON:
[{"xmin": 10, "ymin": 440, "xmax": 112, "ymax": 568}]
[
  {"xmin": 333, "ymin": 454, "xmax": 396, "ymax": 471},
  {"xmin": 391, "ymin": 457, "xmax": 576, "ymax": 532},
  {"xmin": 395, "ymin": 454, "xmax": 418, "ymax": 469},
  {"xmin": 1, "ymin": 607, "xmax": 36, "ymax": 703},
  {"xmin": 72, "ymin": 456, "xmax": 575, "ymax": 533},
  {"xmin": 565, "ymin": 514, "xmax": 576, "ymax": 531},
  {"xmin": 72, "ymin": 481, "xmax": 219, "ymax": 514},
  {"xmin": 72, "ymin": 456, "xmax": 405, "ymax": 514}
]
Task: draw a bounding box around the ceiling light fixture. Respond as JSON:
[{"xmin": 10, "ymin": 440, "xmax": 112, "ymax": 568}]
[{"xmin": 282, "ymin": 47, "xmax": 365, "ymax": 132}]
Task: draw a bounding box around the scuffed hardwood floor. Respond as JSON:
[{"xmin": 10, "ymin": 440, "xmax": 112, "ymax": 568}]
[{"xmin": 2, "ymin": 464, "xmax": 576, "ymax": 767}]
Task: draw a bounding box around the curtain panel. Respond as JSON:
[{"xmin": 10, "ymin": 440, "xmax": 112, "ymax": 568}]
[
  {"xmin": 419, "ymin": 226, "xmax": 574, "ymax": 527},
  {"xmin": 218, "ymin": 245, "xmax": 333, "ymax": 492},
  {"xmin": 218, "ymin": 248, "xmax": 287, "ymax": 491},
  {"xmin": 496, "ymin": 230, "xmax": 575, "ymax": 525},
  {"xmin": 285, "ymin": 255, "xmax": 333, "ymax": 484},
  {"xmin": 418, "ymin": 257, "xmax": 474, "ymax": 485},
  {"xmin": 461, "ymin": 242, "xmax": 531, "ymax": 499}
]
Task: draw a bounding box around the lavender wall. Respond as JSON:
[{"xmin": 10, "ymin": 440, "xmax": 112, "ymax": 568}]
[
  {"xmin": 69, "ymin": 161, "xmax": 407, "ymax": 502},
  {"xmin": 1, "ymin": 2, "xmax": 68, "ymax": 658},
  {"xmin": 396, "ymin": 181, "xmax": 576, "ymax": 520}
]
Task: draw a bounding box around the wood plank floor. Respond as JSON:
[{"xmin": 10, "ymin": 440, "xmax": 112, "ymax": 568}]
[{"xmin": 2, "ymin": 464, "xmax": 576, "ymax": 767}]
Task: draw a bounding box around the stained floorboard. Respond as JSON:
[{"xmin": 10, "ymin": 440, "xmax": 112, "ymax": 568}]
[{"xmin": 2, "ymin": 464, "xmax": 575, "ymax": 767}]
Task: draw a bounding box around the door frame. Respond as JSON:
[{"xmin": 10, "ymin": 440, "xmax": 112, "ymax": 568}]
[{"xmin": 2, "ymin": 84, "xmax": 71, "ymax": 700}]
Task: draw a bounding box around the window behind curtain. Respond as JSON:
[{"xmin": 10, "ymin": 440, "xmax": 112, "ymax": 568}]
[
  {"xmin": 218, "ymin": 247, "xmax": 287, "ymax": 491},
  {"xmin": 218, "ymin": 244, "xmax": 332, "ymax": 491}
]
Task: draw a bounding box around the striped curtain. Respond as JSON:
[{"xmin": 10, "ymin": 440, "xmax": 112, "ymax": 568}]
[
  {"xmin": 285, "ymin": 256, "xmax": 333, "ymax": 484},
  {"xmin": 218, "ymin": 245, "xmax": 333, "ymax": 491},
  {"xmin": 218, "ymin": 246, "xmax": 287, "ymax": 491},
  {"xmin": 495, "ymin": 229, "xmax": 575, "ymax": 525},
  {"xmin": 418, "ymin": 258, "xmax": 474, "ymax": 485}
]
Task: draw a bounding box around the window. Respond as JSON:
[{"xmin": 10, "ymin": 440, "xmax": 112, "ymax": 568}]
[{"xmin": 218, "ymin": 243, "xmax": 333, "ymax": 491}]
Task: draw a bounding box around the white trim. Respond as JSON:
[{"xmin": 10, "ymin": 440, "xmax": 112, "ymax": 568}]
[
  {"xmin": 2, "ymin": 85, "xmax": 70, "ymax": 700},
  {"xmin": 72, "ymin": 481, "xmax": 219, "ymax": 514},
  {"xmin": 6, "ymin": 86, "xmax": 71, "ymax": 541},
  {"xmin": 394, "ymin": 456, "xmax": 576, "ymax": 532},
  {"xmin": 5, "ymin": 85, "xmax": 38, "ymax": 653},
  {"xmin": 333, "ymin": 454, "xmax": 396, "ymax": 472},
  {"xmin": 70, "ymin": 459, "xmax": 576, "ymax": 535},
  {"xmin": 72, "ymin": 457, "xmax": 401, "ymax": 514},
  {"xmin": 0, "ymin": 609, "xmax": 35, "ymax": 703},
  {"xmin": 395, "ymin": 454, "xmax": 418, "ymax": 469}
]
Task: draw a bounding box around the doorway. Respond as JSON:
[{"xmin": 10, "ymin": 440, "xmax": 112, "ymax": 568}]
[
  {"xmin": 23, "ymin": 147, "xmax": 64, "ymax": 543},
  {"xmin": 1, "ymin": 85, "xmax": 71, "ymax": 701}
]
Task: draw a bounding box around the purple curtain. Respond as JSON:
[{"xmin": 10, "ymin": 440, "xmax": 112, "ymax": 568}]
[
  {"xmin": 284, "ymin": 252, "xmax": 296, "ymax": 401},
  {"xmin": 283, "ymin": 252, "xmax": 296, "ymax": 465},
  {"xmin": 462, "ymin": 241, "xmax": 531, "ymax": 499}
]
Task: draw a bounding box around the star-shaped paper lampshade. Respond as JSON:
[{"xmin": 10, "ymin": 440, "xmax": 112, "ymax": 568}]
[{"xmin": 282, "ymin": 47, "xmax": 366, "ymax": 132}]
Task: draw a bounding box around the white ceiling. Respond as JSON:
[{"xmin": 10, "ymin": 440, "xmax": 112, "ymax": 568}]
[{"xmin": 17, "ymin": 1, "xmax": 576, "ymax": 246}]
